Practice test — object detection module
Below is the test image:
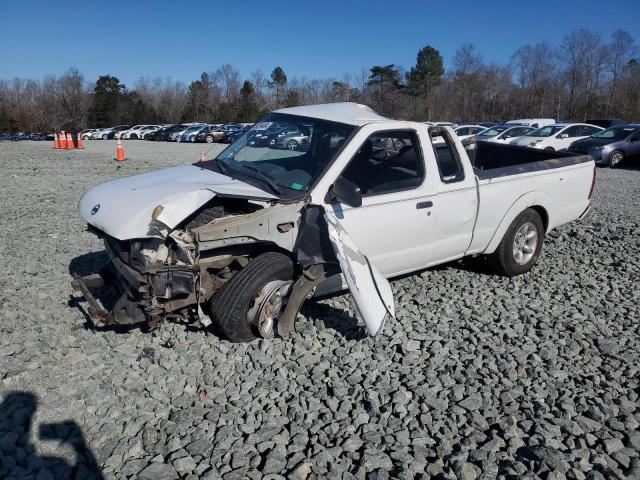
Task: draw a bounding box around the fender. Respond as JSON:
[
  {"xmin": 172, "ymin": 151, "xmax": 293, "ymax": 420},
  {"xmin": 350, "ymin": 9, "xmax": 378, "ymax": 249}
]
[{"xmin": 482, "ymin": 190, "xmax": 553, "ymax": 255}]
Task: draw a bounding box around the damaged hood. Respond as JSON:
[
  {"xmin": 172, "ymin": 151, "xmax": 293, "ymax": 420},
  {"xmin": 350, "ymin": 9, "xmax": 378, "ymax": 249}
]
[{"xmin": 79, "ymin": 165, "xmax": 276, "ymax": 240}]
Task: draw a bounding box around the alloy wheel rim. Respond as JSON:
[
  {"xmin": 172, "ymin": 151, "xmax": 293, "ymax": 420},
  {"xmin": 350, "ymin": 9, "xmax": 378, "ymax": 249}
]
[{"xmin": 512, "ymin": 222, "xmax": 538, "ymax": 265}]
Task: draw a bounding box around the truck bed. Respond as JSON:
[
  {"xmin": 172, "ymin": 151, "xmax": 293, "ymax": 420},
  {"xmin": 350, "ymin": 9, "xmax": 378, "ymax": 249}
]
[{"xmin": 469, "ymin": 141, "xmax": 592, "ymax": 179}]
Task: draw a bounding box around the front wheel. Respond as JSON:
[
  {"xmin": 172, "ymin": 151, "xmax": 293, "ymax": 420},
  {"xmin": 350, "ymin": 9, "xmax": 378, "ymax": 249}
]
[
  {"xmin": 209, "ymin": 252, "xmax": 294, "ymax": 342},
  {"xmin": 607, "ymin": 150, "xmax": 624, "ymax": 168},
  {"xmin": 205, "ymin": 135, "xmax": 214, "ymax": 143},
  {"xmin": 82, "ymin": 135, "xmax": 90, "ymax": 140},
  {"xmin": 286, "ymin": 139, "xmax": 298, "ymax": 150},
  {"xmin": 102, "ymin": 134, "xmax": 108, "ymax": 140},
  {"xmin": 488, "ymin": 208, "xmax": 544, "ymax": 277}
]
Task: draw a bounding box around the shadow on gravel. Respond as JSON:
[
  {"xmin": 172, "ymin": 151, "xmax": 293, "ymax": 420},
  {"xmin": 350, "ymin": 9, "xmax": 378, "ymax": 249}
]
[
  {"xmin": 0, "ymin": 392, "xmax": 104, "ymax": 479},
  {"xmin": 301, "ymin": 302, "xmax": 367, "ymax": 341}
]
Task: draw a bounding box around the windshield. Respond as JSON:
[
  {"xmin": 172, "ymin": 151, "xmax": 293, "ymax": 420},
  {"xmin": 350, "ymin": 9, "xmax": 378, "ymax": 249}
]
[
  {"xmin": 592, "ymin": 126, "xmax": 636, "ymax": 139},
  {"xmin": 202, "ymin": 113, "xmax": 355, "ymax": 197},
  {"xmin": 183, "ymin": 126, "xmax": 202, "ymax": 133},
  {"xmin": 478, "ymin": 126, "xmax": 509, "ymax": 137},
  {"xmin": 525, "ymin": 125, "xmax": 564, "ymax": 137}
]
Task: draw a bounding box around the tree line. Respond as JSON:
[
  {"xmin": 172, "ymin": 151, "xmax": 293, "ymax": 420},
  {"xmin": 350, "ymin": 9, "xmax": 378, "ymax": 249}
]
[{"xmin": 0, "ymin": 28, "xmax": 638, "ymax": 133}]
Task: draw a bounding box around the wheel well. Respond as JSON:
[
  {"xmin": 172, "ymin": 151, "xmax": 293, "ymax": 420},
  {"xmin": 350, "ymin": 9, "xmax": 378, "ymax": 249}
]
[{"xmin": 529, "ymin": 205, "xmax": 549, "ymax": 232}]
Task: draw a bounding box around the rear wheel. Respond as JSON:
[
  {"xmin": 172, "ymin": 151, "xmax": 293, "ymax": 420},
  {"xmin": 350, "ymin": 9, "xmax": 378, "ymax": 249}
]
[
  {"xmin": 607, "ymin": 150, "xmax": 624, "ymax": 168},
  {"xmin": 209, "ymin": 252, "xmax": 294, "ymax": 342},
  {"xmin": 489, "ymin": 208, "xmax": 544, "ymax": 277},
  {"xmin": 102, "ymin": 134, "xmax": 108, "ymax": 140}
]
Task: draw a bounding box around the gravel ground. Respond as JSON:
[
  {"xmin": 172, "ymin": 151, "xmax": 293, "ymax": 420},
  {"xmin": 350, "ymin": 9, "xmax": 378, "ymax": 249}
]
[{"xmin": 0, "ymin": 140, "xmax": 639, "ymax": 480}]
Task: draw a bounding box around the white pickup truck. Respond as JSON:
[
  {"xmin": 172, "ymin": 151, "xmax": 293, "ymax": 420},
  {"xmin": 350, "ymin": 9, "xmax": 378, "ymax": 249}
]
[{"xmin": 72, "ymin": 103, "xmax": 595, "ymax": 342}]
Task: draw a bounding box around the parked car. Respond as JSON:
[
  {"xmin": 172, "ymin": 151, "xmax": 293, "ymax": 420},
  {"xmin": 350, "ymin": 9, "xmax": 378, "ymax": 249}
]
[
  {"xmin": 483, "ymin": 126, "xmax": 536, "ymax": 144},
  {"xmin": 73, "ymin": 102, "xmax": 595, "ymax": 343},
  {"xmin": 179, "ymin": 124, "xmax": 212, "ymax": 143},
  {"xmin": 80, "ymin": 129, "xmax": 98, "ymax": 140},
  {"xmin": 222, "ymin": 124, "xmax": 253, "ymax": 143},
  {"xmin": 168, "ymin": 124, "xmax": 198, "ymax": 142},
  {"xmin": 568, "ymin": 124, "xmax": 640, "ymax": 168},
  {"xmin": 506, "ymin": 119, "xmax": 555, "ymax": 128},
  {"xmin": 462, "ymin": 125, "xmax": 529, "ymax": 149},
  {"xmin": 511, "ymin": 123, "xmax": 604, "ymax": 151},
  {"xmin": 139, "ymin": 125, "xmax": 163, "ymax": 140},
  {"xmin": 433, "ymin": 125, "xmax": 487, "ymax": 144},
  {"xmin": 270, "ymin": 125, "xmax": 312, "ymax": 150},
  {"xmin": 247, "ymin": 125, "xmax": 288, "ymax": 147},
  {"xmin": 585, "ymin": 119, "xmax": 628, "ymax": 129},
  {"xmin": 192, "ymin": 125, "xmax": 222, "ymax": 143},
  {"xmin": 95, "ymin": 125, "xmax": 130, "ymax": 140},
  {"xmin": 208, "ymin": 124, "xmax": 242, "ymax": 142},
  {"xmin": 121, "ymin": 125, "xmax": 161, "ymax": 140},
  {"xmin": 146, "ymin": 125, "xmax": 176, "ymax": 141}
]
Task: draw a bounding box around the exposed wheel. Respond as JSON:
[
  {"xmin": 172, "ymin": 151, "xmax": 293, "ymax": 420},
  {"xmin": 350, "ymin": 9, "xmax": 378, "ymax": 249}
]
[
  {"xmin": 607, "ymin": 150, "xmax": 624, "ymax": 168},
  {"xmin": 130, "ymin": 133, "xmax": 138, "ymax": 140},
  {"xmin": 489, "ymin": 208, "xmax": 544, "ymax": 277},
  {"xmin": 102, "ymin": 134, "xmax": 108, "ymax": 140},
  {"xmin": 190, "ymin": 136, "xmax": 196, "ymax": 143},
  {"xmin": 209, "ymin": 252, "xmax": 294, "ymax": 342},
  {"xmin": 205, "ymin": 135, "xmax": 214, "ymax": 143},
  {"xmin": 286, "ymin": 139, "xmax": 298, "ymax": 150},
  {"xmin": 82, "ymin": 135, "xmax": 90, "ymax": 140}
]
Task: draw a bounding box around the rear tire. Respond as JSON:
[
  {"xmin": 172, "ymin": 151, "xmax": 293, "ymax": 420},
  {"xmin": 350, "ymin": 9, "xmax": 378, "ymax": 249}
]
[
  {"xmin": 209, "ymin": 252, "xmax": 294, "ymax": 342},
  {"xmin": 488, "ymin": 208, "xmax": 544, "ymax": 277},
  {"xmin": 607, "ymin": 150, "xmax": 624, "ymax": 168}
]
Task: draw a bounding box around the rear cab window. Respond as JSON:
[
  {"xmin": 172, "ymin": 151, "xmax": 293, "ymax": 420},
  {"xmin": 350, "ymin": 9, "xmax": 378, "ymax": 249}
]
[{"xmin": 429, "ymin": 127, "xmax": 465, "ymax": 183}]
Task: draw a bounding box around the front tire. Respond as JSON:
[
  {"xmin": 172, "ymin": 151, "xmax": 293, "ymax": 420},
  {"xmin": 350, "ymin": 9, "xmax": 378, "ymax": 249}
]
[
  {"xmin": 286, "ymin": 140, "xmax": 298, "ymax": 150},
  {"xmin": 205, "ymin": 135, "xmax": 214, "ymax": 143},
  {"xmin": 489, "ymin": 208, "xmax": 544, "ymax": 277},
  {"xmin": 102, "ymin": 134, "xmax": 108, "ymax": 140},
  {"xmin": 607, "ymin": 150, "xmax": 624, "ymax": 168},
  {"xmin": 209, "ymin": 252, "xmax": 294, "ymax": 342}
]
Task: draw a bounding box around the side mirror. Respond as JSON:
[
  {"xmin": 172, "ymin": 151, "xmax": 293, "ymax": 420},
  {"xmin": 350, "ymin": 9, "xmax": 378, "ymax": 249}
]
[
  {"xmin": 330, "ymin": 177, "xmax": 362, "ymax": 208},
  {"xmin": 559, "ymin": 134, "xmax": 569, "ymax": 139}
]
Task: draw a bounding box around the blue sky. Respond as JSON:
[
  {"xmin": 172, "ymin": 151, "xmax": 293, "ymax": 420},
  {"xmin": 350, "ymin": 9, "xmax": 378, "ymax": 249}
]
[{"xmin": 1, "ymin": 0, "xmax": 639, "ymax": 86}]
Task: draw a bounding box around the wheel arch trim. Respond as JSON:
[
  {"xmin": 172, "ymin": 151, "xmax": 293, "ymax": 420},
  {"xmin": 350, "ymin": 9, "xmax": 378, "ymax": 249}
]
[{"xmin": 482, "ymin": 191, "xmax": 552, "ymax": 255}]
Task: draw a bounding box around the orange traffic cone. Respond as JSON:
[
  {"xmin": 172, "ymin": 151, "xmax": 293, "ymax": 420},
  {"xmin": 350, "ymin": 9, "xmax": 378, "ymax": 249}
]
[
  {"xmin": 77, "ymin": 132, "xmax": 84, "ymax": 149},
  {"xmin": 66, "ymin": 132, "xmax": 74, "ymax": 150},
  {"xmin": 115, "ymin": 138, "xmax": 126, "ymax": 161},
  {"xmin": 53, "ymin": 132, "xmax": 60, "ymax": 149},
  {"xmin": 199, "ymin": 148, "xmax": 206, "ymax": 162},
  {"xmin": 59, "ymin": 131, "xmax": 67, "ymax": 149}
]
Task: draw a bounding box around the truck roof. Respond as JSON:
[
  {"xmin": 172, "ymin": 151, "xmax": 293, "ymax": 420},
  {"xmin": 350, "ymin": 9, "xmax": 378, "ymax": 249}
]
[{"xmin": 273, "ymin": 102, "xmax": 388, "ymax": 126}]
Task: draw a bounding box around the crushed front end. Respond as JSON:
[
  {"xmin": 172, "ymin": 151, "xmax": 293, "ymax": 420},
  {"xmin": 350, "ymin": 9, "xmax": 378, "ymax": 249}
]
[{"xmin": 72, "ymin": 227, "xmax": 201, "ymax": 329}]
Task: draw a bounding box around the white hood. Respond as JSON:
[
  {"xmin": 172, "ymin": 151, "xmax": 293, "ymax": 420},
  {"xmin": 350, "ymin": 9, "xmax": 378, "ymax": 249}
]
[{"xmin": 79, "ymin": 165, "xmax": 276, "ymax": 240}]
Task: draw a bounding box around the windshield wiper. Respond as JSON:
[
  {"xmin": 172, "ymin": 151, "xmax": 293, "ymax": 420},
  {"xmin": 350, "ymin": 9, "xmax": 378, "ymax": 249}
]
[
  {"xmin": 237, "ymin": 163, "xmax": 283, "ymax": 195},
  {"xmin": 221, "ymin": 160, "xmax": 282, "ymax": 195}
]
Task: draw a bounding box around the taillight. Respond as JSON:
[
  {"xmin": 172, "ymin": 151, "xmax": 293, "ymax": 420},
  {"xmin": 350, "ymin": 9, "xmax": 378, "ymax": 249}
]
[{"xmin": 588, "ymin": 166, "xmax": 596, "ymax": 199}]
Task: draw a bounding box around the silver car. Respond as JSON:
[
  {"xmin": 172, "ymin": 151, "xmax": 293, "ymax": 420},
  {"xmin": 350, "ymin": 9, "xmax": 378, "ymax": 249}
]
[{"xmin": 568, "ymin": 125, "xmax": 640, "ymax": 168}]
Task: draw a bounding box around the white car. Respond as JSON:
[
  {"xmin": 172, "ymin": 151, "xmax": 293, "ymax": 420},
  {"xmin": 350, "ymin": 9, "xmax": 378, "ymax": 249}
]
[
  {"xmin": 138, "ymin": 125, "xmax": 163, "ymax": 140},
  {"xmin": 463, "ymin": 125, "xmax": 532, "ymax": 149},
  {"xmin": 511, "ymin": 123, "xmax": 604, "ymax": 151},
  {"xmin": 433, "ymin": 125, "xmax": 486, "ymax": 144},
  {"xmin": 74, "ymin": 102, "xmax": 595, "ymax": 343},
  {"xmin": 506, "ymin": 119, "xmax": 555, "ymax": 128},
  {"xmin": 121, "ymin": 125, "xmax": 161, "ymax": 140},
  {"xmin": 483, "ymin": 125, "xmax": 536, "ymax": 144}
]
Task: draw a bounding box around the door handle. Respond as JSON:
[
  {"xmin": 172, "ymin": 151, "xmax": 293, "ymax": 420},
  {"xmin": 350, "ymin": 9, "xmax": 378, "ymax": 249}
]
[{"xmin": 416, "ymin": 201, "xmax": 433, "ymax": 209}]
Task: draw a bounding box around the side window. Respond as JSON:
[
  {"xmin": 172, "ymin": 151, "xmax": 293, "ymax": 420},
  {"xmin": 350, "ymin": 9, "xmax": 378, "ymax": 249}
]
[
  {"xmin": 341, "ymin": 130, "xmax": 424, "ymax": 196},
  {"xmin": 564, "ymin": 126, "xmax": 581, "ymax": 137},
  {"xmin": 584, "ymin": 126, "xmax": 599, "ymax": 135},
  {"xmin": 430, "ymin": 127, "xmax": 465, "ymax": 183},
  {"xmin": 457, "ymin": 127, "xmax": 469, "ymax": 136}
]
